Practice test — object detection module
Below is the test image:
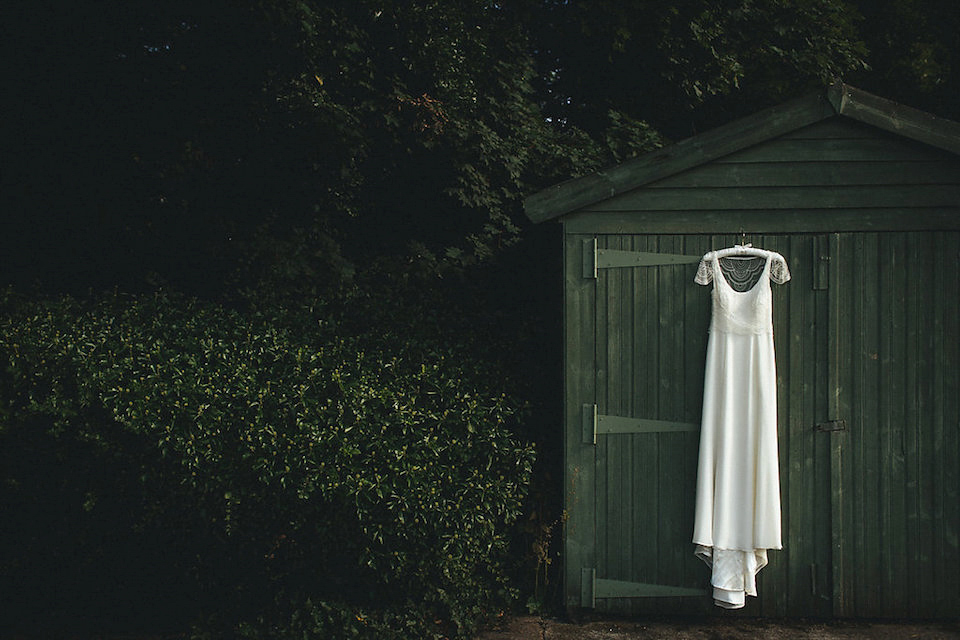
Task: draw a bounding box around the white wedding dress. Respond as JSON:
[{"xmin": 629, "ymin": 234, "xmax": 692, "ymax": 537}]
[{"xmin": 692, "ymin": 249, "xmax": 790, "ymax": 609}]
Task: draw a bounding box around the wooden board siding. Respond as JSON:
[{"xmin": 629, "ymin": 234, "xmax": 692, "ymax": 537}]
[
  {"xmin": 579, "ymin": 120, "xmax": 960, "ymax": 217},
  {"xmin": 830, "ymin": 231, "xmax": 960, "ymax": 618},
  {"xmin": 562, "ymin": 208, "xmax": 960, "ymax": 235},
  {"xmin": 524, "ymin": 91, "xmax": 837, "ymax": 223},
  {"xmin": 552, "ymin": 96, "xmax": 960, "ymax": 618},
  {"xmin": 564, "ymin": 230, "xmax": 960, "ymax": 618},
  {"xmin": 563, "ymin": 231, "xmax": 597, "ymax": 611},
  {"xmin": 526, "ymin": 84, "xmax": 960, "ymax": 224},
  {"xmin": 591, "ymin": 234, "xmax": 709, "ymax": 616}
]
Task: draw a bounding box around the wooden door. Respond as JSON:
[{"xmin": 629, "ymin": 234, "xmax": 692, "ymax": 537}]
[
  {"xmin": 564, "ymin": 232, "xmax": 832, "ymax": 615},
  {"xmin": 563, "ymin": 231, "xmax": 960, "ymax": 616},
  {"xmin": 827, "ymin": 231, "xmax": 960, "ymax": 618},
  {"xmin": 580, "ymin": 234, "xmax": 709, "ymax": 613}
]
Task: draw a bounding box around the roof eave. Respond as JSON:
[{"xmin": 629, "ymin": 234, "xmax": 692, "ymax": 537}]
[
  {"xmin": 523, "ymin": 89, "xmax": 836, "ymax": 224},
  {"xmin": 525, "ymin": 82, "xmax": 960, "ymax": 224},
  {"xmin": 830, "ymin": 83, "xmax": 960, "ymax": 156}
]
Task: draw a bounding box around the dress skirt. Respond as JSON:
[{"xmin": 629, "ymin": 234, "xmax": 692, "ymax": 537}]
[{"xmin": 692, "ymin": 326, "xmax": 782, "ymax": 608}]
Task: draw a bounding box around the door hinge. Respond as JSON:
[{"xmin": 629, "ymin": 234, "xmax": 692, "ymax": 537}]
[{"xmin": 583, "ymin": 238, "xmax": 598, "ymax": 279}]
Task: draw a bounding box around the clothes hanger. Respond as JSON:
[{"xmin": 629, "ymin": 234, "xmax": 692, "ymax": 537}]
[{"xmin": 712, "ymin": 230, "xmax": 770, "ymax": 260}]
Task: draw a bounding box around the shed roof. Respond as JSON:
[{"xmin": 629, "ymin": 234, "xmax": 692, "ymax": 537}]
[{"xmin": 524, "ymin": 82, "xmax": 960, "ymax": 224}]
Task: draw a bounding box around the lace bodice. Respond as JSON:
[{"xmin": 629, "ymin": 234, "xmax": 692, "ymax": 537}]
[
  {"xmin": 696, "ymin": 250, "xmax": 790, "ymax": 288},
  {"xmin": 695, "ymin": 250, "xmax": 790, "ymax": 335}
]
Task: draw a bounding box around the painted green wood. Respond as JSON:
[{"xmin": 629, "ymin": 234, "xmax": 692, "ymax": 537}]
[
  {"xmin": 561, "ymin": 208, "xmax": 960, "ymax": 235},
  {"xmin": 812, "ymin": 235, "xmax": 835, "ymax": 615},
  {"xmin": 714, "ymin": 136, "xmax": 947, "ymax": 164},
  {"xmin": 554, "ymin": 93, "xmax": 960, "ymax": 618},
  {"xmin": 581, "ymin": 570, "xmax": 707, "ymax": 605},
  {"xmin": 598, "ymin": 249, "xmax": 701, "ymax": 269},
  {"xmin": 784, "ymin": 234, "xmax": 833, "ymax": 616},
  {"xmin": 568, "ymin": 231, "xmax": 960, "ymax": 618},
  {"xmin": 582, "ymin": 234, "xmax": 829, "ymax": 616},
  {"xmin": 582, "ymin": 185, "xmax": 960, "ymax": 213},
  {"xmin": 584, "ymin": 234, "xmax": 710, "ymax": 615},
  {"xmin": 828, "ymin": 83, "xmax": 960, "ymax": 155},
  {"xmin": 524, "ymin": 91, "xmax": 835, "ymax": 222},
  {"xmin": 655, "ymin": 235, "xmax": 695, "ymax": 613},
  {"xmin": 827, "ymin": 232, "xmax": 848, "ymax": 616},
  {"xmin": 937, "ymin": 232, "xmax": 960, "ymax": 618},
  {"xmin": 644, "ymin": 161, "xmax": 959, "ymax": 189},
  {"xmin": 563, "ymin": 232, "xmax": 598, "ymax": 610},
  {"xmin": 592, "ymin": 235, "xmax": 621, "ymax": 609},
  {"xmin": 758, "ymin": 235, "xmax": 791, "ymax": 616},
  {"xmin": 583, "ymin": 404, "xmax": 700, "ymax": 441},
  {"xmin": 596, "ymin": 578, "xmax": 706, "ymax": 599},
  {"xmin": 878, "ymin": 232, "xmax": 907, "ymax": 614},
  {"xmin": 779, "ymin": 118, "xmax": 879, "ymax": 139},
  {"xmin": 582, "ymin": 237, "xmax": 598, "ymax": 279},
  {"xmin": 524, "ymin": 84, "xmax": 960, "ymax": 224},
  {"xmin": 826, "ymin": 231, "xmax": 960, "ymax": 618},
  {"xmin": 856, "ymin": 233, "xmax": 882, "ymax": 615},
  {"xmin": 599, "ymin": 414, "xmax": 699, "ymax": 434}
]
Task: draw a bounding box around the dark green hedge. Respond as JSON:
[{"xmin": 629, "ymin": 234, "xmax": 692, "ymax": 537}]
[{"xmin": 0, "ymin": 290, "xmax": 534, "ymax": 638}]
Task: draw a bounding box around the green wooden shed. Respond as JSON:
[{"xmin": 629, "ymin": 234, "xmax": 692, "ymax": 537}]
[{"xmin": 523, "ymin": 82, "xmax": 960, "ymax": 618}]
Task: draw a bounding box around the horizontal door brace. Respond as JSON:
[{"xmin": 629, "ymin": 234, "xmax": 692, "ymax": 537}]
[
  {"xmin": 581, "ymin": 568, "xmax": 707, "ymax": 607},
  {"xmin": 582, "ymin": 238, "xmax": 700, "ymax": 278},
  {"xmin": 600, "ymin": 248, "xmax": 702, "ymax": 269},
  {"xmin": 582, "ymin": 404, "xmax": 700, "ymax": 444}
]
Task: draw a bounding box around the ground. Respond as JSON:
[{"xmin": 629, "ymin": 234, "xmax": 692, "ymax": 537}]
[{"xmin": 476, "ymin": 616, "xmax": 960, "ymax": 640}]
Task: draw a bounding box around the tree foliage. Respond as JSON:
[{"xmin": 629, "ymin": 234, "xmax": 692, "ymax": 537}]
[
  {"xmin": 848, "ymin": 0, "xmax": 960, "ymax": 119},
  {"xmin": 4, "ymin": 0, "xmax": 913, "ymax": 295},
  {"xmin": 527, "ymin": 0, "xmax": 869, "ymax": 137}
]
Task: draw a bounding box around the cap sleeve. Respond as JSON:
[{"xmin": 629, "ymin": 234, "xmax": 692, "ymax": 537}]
[
  {"xmin": 695, "ymin": 253, "xmax": 715, "ymax": 285},
  {"xmin": 770, "ymin": 253, "xmax": 791, "ymax": 284}
]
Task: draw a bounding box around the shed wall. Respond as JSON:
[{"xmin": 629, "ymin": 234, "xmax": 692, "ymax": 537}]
[
  {"xmin": 561, "ymin": 118, "xmax": 960, "ymax": 617},
  {"xmin": 586, "ymin": 119, "xmax": 960, "ymax": 214},
  {"xmin": 562, "ymin": 119, "xmax": 960, "ymax": 235},
  {"xmin": 564, "ymin": 230, "xmax": 960, "ymax": 617}
]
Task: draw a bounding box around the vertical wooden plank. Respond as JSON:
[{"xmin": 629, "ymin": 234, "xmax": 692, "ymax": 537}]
[
  {"xmin": 631, "ymin": 235, "xmax": 660, "ymax": 610},
  {"xmin": 936, "ymin": 232, "xmax": 960, "ymax": 617},
  {"xmin": 594, "ymin": 235, "xmax": 612, "ymax": 602},
  {"xmin": 805, "ymin": 234, "xmax": 839, "ymax": 615},
  {"xmin": 601, "ymin": 235, "xmax": 619, "ymax": 593},
  {"xmin": 770, "ymin": 234, "xmax": 792, "ymax": 615},
  {"xmin": 856, "ymin": 233, "xmax": 882, "ymax": 615},
  {"xmin": 903, "ymin": 232, "xmax": 922, "ymax": 617},
  {"xmin": 562, "ymin": 230, "xmax": 597, "ymax": 612},
  {"xmin": 913, "ymin": 231, "xmax": 936, "ymax": 617},
  {"xmin": 617, "ymin": 238, "xmax": 637, "ymax": 588},
  {"xmin": 655, "ymin": 235, "xmax": 683, "ymax": 610},
  {"xmin": 847, "ymin": 234, "xmax": 864, "ymax": 617},
  {"xmin": 610, "ymin": 236, "xmax": 634, "ymax": 614},
  {"xmin": 878, "ymin": 232, "xmax": 908, "ymax": 615},
  {"xmin": 766, "ymin": 234, "xmax": 789, "ymax": 616},
  {"xmin": 783, "ymin": 234, "xmax": 833, "ymax": 616},
  {"xmin": 785, "ymin": 234, "xmax": 808, "ymax": 615},
  {"xmin": 828, "ymin": 232, "xmax": 850, "ymax": 616},
  {"xmin": 927, "ymin": 230, "xmax": 945, "ymax": 617},
  {"xmin": 682, "ymin": 234, "xmax": 710, "ymax": 602}
]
